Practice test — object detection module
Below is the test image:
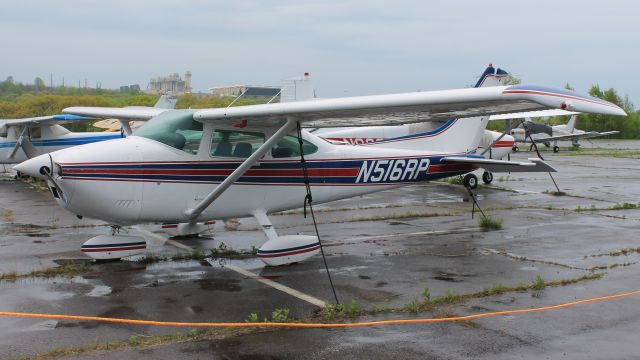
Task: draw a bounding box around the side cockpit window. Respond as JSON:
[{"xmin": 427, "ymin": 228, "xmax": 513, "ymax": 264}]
[{"xmin": 210, "ymin": 130, "xmax": 265, "ymax": 158}]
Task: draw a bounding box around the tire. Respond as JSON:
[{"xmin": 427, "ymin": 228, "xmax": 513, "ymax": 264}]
[
  {"xmin": 553, "ymin": 146, "xmax": 560, "ymax": 153},
  {"xmin": 512, "ymin": 146, "xmax": 519, "ymax": 152},
  {"xmin": 482, "ymin": 171, "xmax": 493, "ymax": 184},
  {"xmin": 463, "ymin": 173, "xmax": 478, "ymax": 189}
]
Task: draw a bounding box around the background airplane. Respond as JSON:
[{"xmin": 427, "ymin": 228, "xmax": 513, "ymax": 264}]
[
  {"xmin": 15, "ymin": 76, "xmax": 625, "ymax": 265},
  {"xmin": 491, "ymin": 110, "xmax": 620, "ymax": 152},
  {"xmin": 0, "ymin": 95, "xmax": 176, "ymax": 174}
]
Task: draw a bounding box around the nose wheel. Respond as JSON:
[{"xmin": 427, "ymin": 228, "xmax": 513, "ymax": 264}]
[
  {"xmin": 482, "ymin": 171, "xmax": 494, "ymax": 184},
  {"xmin": 463, "ymin": 173, "xmax": 478, "ymax": 189},
  {"xmin": 512, "ymin": 146, "xmax": 519, "ymax": 152}
]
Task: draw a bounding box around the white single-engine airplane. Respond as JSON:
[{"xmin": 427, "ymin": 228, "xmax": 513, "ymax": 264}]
[
  {"xmin": 312, "ymin": 65, "xmax": 517, "ymax": 186},
  {"xmin": 15, "ymin": 76, "xmax": 626, "ymax": 265},
  {"xmin": 490, "ymin": 110, "xmax": 620, "ymax": 152}
]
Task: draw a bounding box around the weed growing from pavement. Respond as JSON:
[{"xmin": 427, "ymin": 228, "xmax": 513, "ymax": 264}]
[
  {"xmin": 0, "ymin": 262, "xmax": 91, "ymax": 282},
  {"xmin": 2, "ymin": 208, "xmax": 14, "ymax": 221},
  {"xmin": 479, "ymin": 216, "xmax": 503, "ymax": 231}
]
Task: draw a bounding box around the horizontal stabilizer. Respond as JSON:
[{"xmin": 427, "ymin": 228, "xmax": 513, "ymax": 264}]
[{"xmin": 441, "ymin": 156, "xmax": 556, "ymax": 173}]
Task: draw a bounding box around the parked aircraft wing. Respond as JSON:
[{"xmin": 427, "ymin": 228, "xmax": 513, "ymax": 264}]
[
  {"xmin": 441, "ymin": 156, "xmax": 557, "ymax": 173},
  {"xmin": 63, "ymin": 107, "xmax": 168, "ymax": 120},
  {"xmin": 531, "ymin": 131, "xmax": 621, "ymax": 143},
  {"xmin": 192, "ymin": 85, "xmax": 625, "ymax": 128},
  {"xmin": 0, "ymin": 114, "xmax": 97, "ymax": 129}
]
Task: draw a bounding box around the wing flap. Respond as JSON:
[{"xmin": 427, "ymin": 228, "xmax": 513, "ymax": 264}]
[{"xmin": 441, "ymin": 156, "xmax": 556, "ymax": 173}]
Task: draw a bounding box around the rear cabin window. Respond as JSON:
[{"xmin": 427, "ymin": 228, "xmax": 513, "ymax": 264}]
[
  {"xmin": 210, "ymin": 130, "xmax": 265, "ymax": 158},
  {"xmin": 271, "ymin": 135, "xmax": 318, "ymax": 158},
  {"xmin": 29, "ymin": 127, "xmax": 41, "ymax": 139}
]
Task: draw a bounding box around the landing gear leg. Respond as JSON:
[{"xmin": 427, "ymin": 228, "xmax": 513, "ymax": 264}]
[
  {"xmin": 463, "ymin": 173, "xmax": 478, "ymax": 189},
  {"xmin": 482, "ymin": 171, "xmax": 494, "ymax": 184}
]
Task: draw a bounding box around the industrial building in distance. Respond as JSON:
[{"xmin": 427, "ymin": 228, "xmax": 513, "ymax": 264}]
[{"xmin": 147, "ymin": 71, "xmax": 192, "ymax": 94}]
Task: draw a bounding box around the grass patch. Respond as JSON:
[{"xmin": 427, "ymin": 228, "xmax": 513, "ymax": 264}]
[
  {"xmin": 2, "ymin": 208, "xmax": 14, "ymax": 222},
  {"xmin": 611, "ymin": 202, "xmax": 639, "ymax": 210},
  {"xmin": 479, "ymin": 216, "xmax": 503, "ymax": 231},
  {"xmin": 440, "ymin": 176, "xmax": 463, "ymax": 185},
  {"xmin": 531, "ymin": 273, "xmax": 546, "ymax": 291},
  {"xmin": 22, "ymin": 328, "xmax": 259, "ymax": 360},
  {"xmin": 556, "ymin": 150, "xmax": 640, "ymax": 159},
  {"xmin": 1, "ymin": 261, "xmax": 91, "ymax": 282}
]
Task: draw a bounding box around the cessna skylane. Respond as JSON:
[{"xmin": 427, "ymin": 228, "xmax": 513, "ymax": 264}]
[
  {"xmin": 490, "ymin": 110, "xmax": 620, "ymax": 152},
  {"xmin": 15, "ymin": 77, "xmax": 626, "ymax": 265}
]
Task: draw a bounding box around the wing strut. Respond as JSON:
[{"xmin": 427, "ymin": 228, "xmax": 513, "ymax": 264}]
[
  {"xmin": 7, "ymin": 127, "xmax": 27, "ymax": 159},
  {"xmin": 184, "ymin": 118, "xmax": 297, "ymax": 221}
]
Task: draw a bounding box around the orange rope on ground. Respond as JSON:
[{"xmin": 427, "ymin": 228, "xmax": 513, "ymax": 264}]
[{"xmin": 1, "ymin": 289, "xmax": 638, "ymax": 328}]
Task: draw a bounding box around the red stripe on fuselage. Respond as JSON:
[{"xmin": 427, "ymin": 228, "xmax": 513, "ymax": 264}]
[{"xmin": 62, "ymin": 168, "xmax": 360, "ymax": 177}]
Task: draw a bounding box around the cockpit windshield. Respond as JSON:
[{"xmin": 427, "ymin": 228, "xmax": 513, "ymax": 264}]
[{"xmin": 134, "ymin": 110, "xmax": 203, "ymax": 154}]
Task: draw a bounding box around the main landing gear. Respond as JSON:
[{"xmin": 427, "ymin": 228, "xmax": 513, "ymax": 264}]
[
  {"xmin": 482, "ymin": 171, "xmax": 494, "ymax": 184},
  {"xmin": 463, "ymin": 173, "xmax": 478, "ymax": 189},
  {"xmin": 553, "ymin": 145, "xmax": 560, "ymax": 153}
]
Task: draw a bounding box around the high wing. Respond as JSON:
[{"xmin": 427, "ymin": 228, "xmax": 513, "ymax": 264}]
[
  {"xmin": 531, "ymin": 131, "xmax": 620, "ymax": 143},
  {"xmin": 192, "ymin": 85, "xmax": 625, "ymax": 127},
  {"xmin": 441, "ymin": 156, "xmax": 556, "ymax": 173}
]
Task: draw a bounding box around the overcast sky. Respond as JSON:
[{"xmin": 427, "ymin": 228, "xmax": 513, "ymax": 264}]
[{"xmin": 1, "ymin": 0, "xmax": 638, "ymax": 106}]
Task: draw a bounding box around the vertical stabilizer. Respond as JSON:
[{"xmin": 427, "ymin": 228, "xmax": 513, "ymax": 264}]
[{"xmin": 565, "ymin": 114, "xmax": 578, "ymax": 133}]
